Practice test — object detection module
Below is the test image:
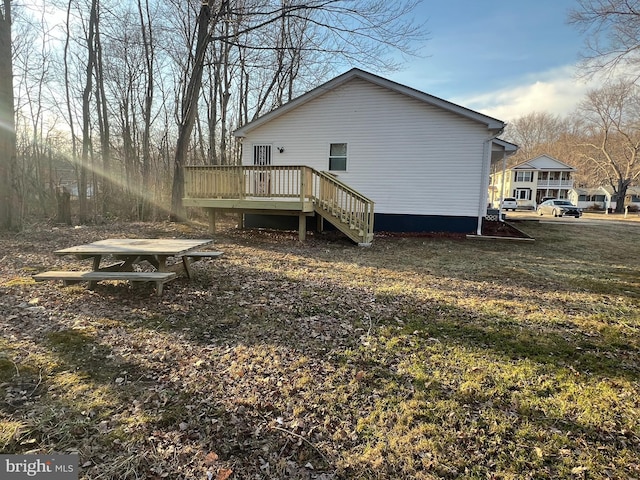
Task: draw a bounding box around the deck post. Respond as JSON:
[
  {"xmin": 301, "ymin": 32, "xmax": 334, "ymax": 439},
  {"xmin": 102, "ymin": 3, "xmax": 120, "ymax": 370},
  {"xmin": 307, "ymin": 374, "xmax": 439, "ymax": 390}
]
[
  {"xmin": 208, "ymin": 209, "xmax": 216, "ymax": 234},
  {"xmin": 298, "ymin": 214, "xmax": 306, "ymax": 241}
]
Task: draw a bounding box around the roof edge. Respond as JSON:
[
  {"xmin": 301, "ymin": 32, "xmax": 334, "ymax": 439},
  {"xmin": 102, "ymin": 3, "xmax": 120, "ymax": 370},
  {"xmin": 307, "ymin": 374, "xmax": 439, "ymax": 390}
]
[
  {"xmin": 234, "ymin": 68, "xmax": 506, "ymax": 137},
  {"xmin": 512, "ymin": 154, "xmax": 576, "ymax": 171}
]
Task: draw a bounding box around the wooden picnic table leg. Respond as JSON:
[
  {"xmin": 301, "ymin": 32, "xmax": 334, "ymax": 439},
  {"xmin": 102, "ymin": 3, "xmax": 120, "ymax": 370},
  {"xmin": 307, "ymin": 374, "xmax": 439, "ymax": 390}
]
[
  {"xmin": 91, "ymin": 255, "xmax": 102, "ymax": 271},
  {"xmin": 156, "ymin": 256, "xmax": 169, "ymax": 272},
  {"xmin": 88, "ymin": 255, "xmax": 103, "ymax": 289},
  {"xmin": 181, "ymin": 256, "xmax": 193, "ymax": 279}
]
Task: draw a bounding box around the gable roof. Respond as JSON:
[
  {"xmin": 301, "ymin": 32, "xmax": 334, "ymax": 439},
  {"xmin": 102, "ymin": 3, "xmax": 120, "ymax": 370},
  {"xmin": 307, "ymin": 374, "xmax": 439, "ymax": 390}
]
[
  {"xmin": 512, "ymin": 154, "xmax": 576, "ymax": 171},
  {"xmin": 571, "ymin": 187, "xmax": 606, "ymax": 195},
  {"xmin": 600, "ymin": 185, "xmax": 640, "ymax": 196},
  {"xmin": 234, "ymin": 68, "xmax": 506, "ymax": 137}
]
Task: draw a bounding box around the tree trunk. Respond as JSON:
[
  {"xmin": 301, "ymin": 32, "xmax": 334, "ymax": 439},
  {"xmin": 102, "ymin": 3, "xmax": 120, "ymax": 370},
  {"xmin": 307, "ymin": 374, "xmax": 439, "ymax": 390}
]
[
  {"xmin": 56, "ymin": 186, "xmax": 72, "ymax": 225},
  {"xmin": 138, "ymin": 0, "xmax": 154, "ymax": 220},
  {"xmin": 0, "ymin": 0, "xmax": 18, "ymax": 230},
  {"xmin": 615, "ymin": 178, "xmax": 632, "ymax": 213},
  {"xmin": 94, "ymin": 3, "xmax": 111, "ymax": 218},
  {"xmin": 79, "ymin": 0, "xmax": 98, "ymax": 224},
  {"xmin": 170, "ymin": 2, "xmax": 211, "ymax": 221},
  {"xmin": 63, "ymin": 0, "xmax": 78, "ymax": 197}
]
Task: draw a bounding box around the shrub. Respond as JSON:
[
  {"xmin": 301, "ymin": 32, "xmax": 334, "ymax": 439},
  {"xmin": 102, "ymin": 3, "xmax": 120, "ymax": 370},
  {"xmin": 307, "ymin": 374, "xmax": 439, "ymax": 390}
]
[{"xmin": 585, "ymin": 203, "xmax": 603, "ymax": 211}]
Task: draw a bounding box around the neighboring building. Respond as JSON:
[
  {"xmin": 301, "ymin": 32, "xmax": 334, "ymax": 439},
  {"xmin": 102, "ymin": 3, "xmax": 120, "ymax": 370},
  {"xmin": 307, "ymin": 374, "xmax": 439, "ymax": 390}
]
[
  {"xmin": 599, "ymin": 186, "xmax": 640, "ymax": 210},
  {"xmin": 489, "ymin": 155, "xmax": 576, "ymax": 209},
  {"xmin": 228, "ymin": 68, "xmax": 515, "ymax": 237},
  {"xmin": 569, "ymin": 187, "xmax": 607, "ymax": 210}
]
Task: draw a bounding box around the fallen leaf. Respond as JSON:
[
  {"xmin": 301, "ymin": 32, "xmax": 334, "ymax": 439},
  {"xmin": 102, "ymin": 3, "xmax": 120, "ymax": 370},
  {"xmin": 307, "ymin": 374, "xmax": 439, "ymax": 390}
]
[
  {"xmin": 217, "ymin": 468, "xmax": 233, "ymax": 480},
  {"xmin": 204, "ymin": 451, "xmax": 219, "ymax": 466}
]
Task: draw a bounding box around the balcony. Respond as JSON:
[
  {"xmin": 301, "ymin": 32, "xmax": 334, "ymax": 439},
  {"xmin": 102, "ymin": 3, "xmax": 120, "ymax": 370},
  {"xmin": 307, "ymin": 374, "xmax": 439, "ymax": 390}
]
[{"xmin": 537, "ymin": 179, "xmax": 574, "ymax": 188}]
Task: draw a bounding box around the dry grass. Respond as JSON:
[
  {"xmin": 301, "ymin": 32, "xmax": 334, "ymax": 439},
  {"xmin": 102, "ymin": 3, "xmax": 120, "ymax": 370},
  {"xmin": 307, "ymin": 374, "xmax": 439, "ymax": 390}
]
[{"xmin": 0, "ymin": 216, "xmax": 639, "ymax": 479}]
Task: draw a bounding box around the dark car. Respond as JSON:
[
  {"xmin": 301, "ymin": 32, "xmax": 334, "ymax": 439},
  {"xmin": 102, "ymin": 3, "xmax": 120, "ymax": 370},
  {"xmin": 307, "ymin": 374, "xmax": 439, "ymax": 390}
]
[{"xmin": 537, "ymin": 199, "xmax": 582, "ymax": 218}]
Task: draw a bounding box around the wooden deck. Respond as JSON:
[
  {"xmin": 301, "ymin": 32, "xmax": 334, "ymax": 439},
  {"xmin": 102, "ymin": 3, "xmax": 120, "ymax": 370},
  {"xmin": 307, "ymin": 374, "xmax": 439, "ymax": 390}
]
[{"xmin": 183, "ymin": 165, "xmax": 375, "ymax": 245}]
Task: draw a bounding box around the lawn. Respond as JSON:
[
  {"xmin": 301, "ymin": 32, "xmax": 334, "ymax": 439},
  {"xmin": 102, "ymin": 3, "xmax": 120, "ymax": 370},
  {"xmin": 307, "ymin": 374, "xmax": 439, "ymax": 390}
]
[{"xmin": 0, "ymin": 217, "xmax": 639, "ymax": 479}]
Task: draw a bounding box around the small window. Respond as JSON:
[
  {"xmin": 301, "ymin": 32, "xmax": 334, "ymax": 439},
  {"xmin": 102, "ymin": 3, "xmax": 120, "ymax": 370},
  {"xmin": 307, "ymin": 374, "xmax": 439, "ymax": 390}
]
[{"xmin": 329, "ymin": 143, "xmax": 347, "ymax": 171}]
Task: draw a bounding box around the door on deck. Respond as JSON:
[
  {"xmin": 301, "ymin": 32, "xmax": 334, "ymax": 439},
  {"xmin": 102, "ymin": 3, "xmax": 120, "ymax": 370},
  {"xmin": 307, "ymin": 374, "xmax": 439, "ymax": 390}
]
[{"xmin": 253, "ymin": 145, "xmax": 272, "ymax": 195}]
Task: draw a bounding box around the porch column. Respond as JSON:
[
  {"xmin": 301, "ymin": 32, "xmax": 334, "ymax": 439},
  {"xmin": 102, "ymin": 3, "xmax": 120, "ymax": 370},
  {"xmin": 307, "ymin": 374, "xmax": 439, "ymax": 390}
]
[
  {"xmin": 208, "ymin": 209, "xmax": 216, "ymax": 235},
  {"xmin": 298, "ymin": 214, "xmax": 306, "ymax": 242},
  {"xmin": 499, "ymin": 151, "xmax": 507, "ymax": 220}
]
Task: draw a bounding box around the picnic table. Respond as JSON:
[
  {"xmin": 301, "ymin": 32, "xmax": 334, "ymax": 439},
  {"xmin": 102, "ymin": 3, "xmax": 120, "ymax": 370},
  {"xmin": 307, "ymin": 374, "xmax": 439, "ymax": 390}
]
[{"xmin": 33, "ymin": 238, "xmax": 222, "ymax": 296}]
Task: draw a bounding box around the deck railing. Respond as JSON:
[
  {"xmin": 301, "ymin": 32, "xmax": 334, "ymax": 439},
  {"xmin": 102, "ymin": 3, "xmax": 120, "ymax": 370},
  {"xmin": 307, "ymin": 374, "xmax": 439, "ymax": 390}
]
[
  {"xmin": 537, "ymin": 179, "xmax": 574, "ymax": 187},
  {"xmin": 183, "ymin": 165, "xmax": 374, "ymax": 243},
  {"xmin": 183, "ymin": 165, "xmax": 313, "ymax": 201}
]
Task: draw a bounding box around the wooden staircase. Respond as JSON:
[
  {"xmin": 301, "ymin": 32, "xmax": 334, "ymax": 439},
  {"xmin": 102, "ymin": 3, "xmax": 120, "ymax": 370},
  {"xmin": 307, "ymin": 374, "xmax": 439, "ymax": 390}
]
[
  {"xmin": 311, "ymin": 170, "xmax": 374, "ymax": 245},
  {"xmin": 183, "ymin": 165, "xmax": 374, "ymax": 245}
]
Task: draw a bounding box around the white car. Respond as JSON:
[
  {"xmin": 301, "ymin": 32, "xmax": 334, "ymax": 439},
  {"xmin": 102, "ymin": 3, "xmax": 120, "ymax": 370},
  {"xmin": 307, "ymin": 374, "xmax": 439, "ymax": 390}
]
[{"xmin": 499, "ymin": 197, "xmax": 518, "ymax": 211}]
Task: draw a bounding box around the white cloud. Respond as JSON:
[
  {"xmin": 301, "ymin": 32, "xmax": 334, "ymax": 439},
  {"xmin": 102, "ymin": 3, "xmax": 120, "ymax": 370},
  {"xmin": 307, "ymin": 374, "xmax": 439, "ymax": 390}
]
[{"xmin": 456, "ymin": 66, "xmax": 599, "ymax": 122}]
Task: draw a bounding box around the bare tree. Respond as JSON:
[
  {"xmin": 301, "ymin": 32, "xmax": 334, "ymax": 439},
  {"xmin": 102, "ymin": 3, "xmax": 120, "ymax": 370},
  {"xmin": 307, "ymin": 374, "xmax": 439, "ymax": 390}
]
[
  {"xmin": 170, "ymin": 1, "xmax": 214, "ymax": 221},
  {"xmin": 504, "ymin": 112, "xmax": 568, "ymax": 160},
  {"xmin": 569, "ymin": 0, "xmax": 640, "ymax": 79},
  {"xmin": 169, "ymin": 0, "xmax": 426, "ymax": 220},
  {"xmin": 137, "ymin": 0, "xmax": 155, "ymax": 219},
  {"xmin": 574, "ymin": 80, "xmax": 640, "ymax": 212},
  {"xmin": 4, "ymin": 0, "xmax": 425, "ymax": 224},
  {"xmin": 93, "ymin": 0, "xmax": 112, "ymax": 218},
  {"xmin": 0, "ymin": 0, "xmax": 18, "ymax": 230},
  {"xmin": 78, "ymin": 0, "xmax": 99, "ymax": 224}
]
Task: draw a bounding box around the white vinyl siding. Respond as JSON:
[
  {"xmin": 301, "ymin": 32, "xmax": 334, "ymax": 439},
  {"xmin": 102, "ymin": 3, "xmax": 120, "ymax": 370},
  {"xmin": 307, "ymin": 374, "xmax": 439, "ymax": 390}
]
[{"xmin": 239, "ymin": 78, "xmax": 490, "ymax": 217}]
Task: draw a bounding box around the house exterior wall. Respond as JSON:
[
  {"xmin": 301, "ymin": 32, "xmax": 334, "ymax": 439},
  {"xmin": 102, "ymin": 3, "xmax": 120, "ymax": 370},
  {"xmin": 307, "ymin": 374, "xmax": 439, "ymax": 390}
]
[{"xmin": 239, "ymin": 78, "xmax": 491, "ymax": 219}]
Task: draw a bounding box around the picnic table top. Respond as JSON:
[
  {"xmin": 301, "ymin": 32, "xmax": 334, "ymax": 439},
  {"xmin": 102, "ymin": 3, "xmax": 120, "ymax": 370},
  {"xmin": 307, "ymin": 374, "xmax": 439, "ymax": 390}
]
[{"xmin": 54, "ymin": 238, "xmax": 215, "ymax": 257}]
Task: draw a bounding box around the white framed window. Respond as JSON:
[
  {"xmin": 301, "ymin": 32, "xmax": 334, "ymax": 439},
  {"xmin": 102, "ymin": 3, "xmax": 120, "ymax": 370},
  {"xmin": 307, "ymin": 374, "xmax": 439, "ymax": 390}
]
[
  {"xmin": 329, "ymin": 143, "xmax": 347, "ymax": 171},
  {"xmin": 515, "ymin": 171, "xmax": 533, "ymax": 182}
]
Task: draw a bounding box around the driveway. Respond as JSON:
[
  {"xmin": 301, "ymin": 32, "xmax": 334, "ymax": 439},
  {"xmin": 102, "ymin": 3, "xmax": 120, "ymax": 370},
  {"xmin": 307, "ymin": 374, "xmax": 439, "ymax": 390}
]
[{"xmin": 505, "ymin": 210, "xmax": 640, "ymax": 227}]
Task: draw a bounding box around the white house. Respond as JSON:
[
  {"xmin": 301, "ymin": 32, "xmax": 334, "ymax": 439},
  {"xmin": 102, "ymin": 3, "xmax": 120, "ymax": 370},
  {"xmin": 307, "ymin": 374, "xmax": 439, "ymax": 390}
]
[
  {"xmin": 489, "ymin": 155, "xmax": 576, "ymax": 209},
  {"xmin": 231, "ymin": 68, "xmax": 516, "ymax": 236},
  {"xmin": 569, "ymin": 187, "xmax": 607, "ymax": 210},
  {"xmin": 598, "ymin": 185, "xmax": 640, "ymax": 210}
]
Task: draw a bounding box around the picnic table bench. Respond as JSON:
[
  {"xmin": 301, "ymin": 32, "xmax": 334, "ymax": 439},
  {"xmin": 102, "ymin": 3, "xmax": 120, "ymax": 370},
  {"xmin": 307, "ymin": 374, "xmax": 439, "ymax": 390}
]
[{"xmin": 33, "ymin": 271, "xmax": 176, "ymax": 296}]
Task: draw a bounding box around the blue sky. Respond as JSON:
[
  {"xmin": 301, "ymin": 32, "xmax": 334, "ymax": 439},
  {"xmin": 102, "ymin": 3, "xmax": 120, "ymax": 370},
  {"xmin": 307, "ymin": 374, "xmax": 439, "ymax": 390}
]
[{"xmin": 388, "ymin": 0, "xmax": 593, "ymax": 121}]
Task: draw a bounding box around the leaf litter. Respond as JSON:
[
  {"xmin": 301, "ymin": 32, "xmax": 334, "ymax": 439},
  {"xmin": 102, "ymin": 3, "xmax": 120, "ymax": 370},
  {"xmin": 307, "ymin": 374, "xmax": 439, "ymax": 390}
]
[{"xmin": 0, "ymin": 218, "xmax": 639, "ymax": 479}]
